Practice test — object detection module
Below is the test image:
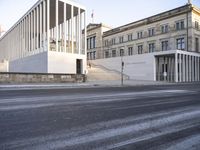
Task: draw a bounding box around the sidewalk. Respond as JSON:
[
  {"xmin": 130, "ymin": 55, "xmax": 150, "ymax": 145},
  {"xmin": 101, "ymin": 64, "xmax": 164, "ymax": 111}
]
[{"xmin": 0, "ymin": 80, "xmax": 172, "ymax": 90}]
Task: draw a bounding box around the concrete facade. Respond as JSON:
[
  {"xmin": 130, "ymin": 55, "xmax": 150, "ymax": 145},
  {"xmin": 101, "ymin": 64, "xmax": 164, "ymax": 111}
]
[
  {"xmin": 0, "ymin": 0, "xmax": 87, "ymax": 75},
  {"xmin": 87, "ymin": 4, "xmax": 200, "ymax": 82}
]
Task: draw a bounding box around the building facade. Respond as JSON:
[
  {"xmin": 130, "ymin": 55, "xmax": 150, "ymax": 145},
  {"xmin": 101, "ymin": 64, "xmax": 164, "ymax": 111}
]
[
  {"xmin": 88, "ymin": 4, "xmax": 200, "ymax": 82},
  {"xmin": 0, "ymin": 0, "xmax": 87, "ymax": 74},
  {"xmin": 85, "ymin": 23, "xmax": 111, "ymax": 60}
]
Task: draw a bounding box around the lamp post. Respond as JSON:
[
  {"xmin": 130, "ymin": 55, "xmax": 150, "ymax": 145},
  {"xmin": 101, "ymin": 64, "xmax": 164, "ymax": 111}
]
[{"xmin": 120, "ymin": 49, "xmax": 124, "ymax": 86}]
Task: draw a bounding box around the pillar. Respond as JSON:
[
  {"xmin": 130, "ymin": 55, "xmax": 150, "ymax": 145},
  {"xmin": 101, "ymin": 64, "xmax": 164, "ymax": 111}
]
[
  {"xmin": 40, "ymin": 3, "xmax": 42, "ymax": 52},
  {"xmin": 64, "ymin": 3, "xmax": 66, "ymax": 53},
  {"xmin": 43, "ymin": 0, "xmax": 46, "ymax": 51},
  {"xmin": 29, "ymin": 13, "xmax": 31, "ymax": 54},
  {"xmin": 84, "ymin": 10, "xmax": 87, "ymax": 55},
  {"xmin": 47, "ymin": 0, "xmax": 50, "ymax": 51},
  {"xmin": 71, "ymin": 5, "xmax": 74, "ymax": 53},
  {"xmin": 175, "ymin": 53, "xmax": 178, "ymax": 82},
  {"xmin": 36, "ymin": 6, "xmax": 39, "ymax": 51},
  {"xmin": 78, "ymin": 8, "xmax": 81, "ymax": 54},
  {"xmin": 56, "ymin": 0, "xmax": 58, "ymax": 52},
  {"xmin": 179, "ymin": 54, "xmax": 182, "ymax": 82},
  {"xmin": 191, "ymin": 56, "xmax": 194, "ymax": 82},
  {"xmin": 183, "ymin": 54, "xmax": 186, "ymax": 82}
]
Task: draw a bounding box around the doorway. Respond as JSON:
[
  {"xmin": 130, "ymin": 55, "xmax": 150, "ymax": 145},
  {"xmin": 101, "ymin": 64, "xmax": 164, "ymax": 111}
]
[{"xmin": 76, "ymin": 59, "xmax": 82, "ymax": 74}]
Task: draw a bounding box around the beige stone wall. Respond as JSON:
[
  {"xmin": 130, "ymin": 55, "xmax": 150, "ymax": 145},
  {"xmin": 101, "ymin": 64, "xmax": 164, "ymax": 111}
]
[
  {"xmin": 86, "ymin": 24, "xmax": 111, "ymax": 59},
  {"xmin": 192, "ymin": 11, "xmax": 200, "ymax": 52},
  {"xmin": 0, "ymin": 73, "xmax": 86, "ymax": 83},
  {"xmin": 102, "ymin": 13, "xmax": 194, "ymax": 58},
  {"xmin": 0, "ymin": 60, "xmax": 8, "ymax": 72}
]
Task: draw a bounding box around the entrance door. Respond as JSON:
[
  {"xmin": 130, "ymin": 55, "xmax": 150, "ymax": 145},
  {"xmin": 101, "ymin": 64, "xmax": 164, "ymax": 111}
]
[
  {"xmin": 156, "ymin": 55, "xmax": 175, "ymax": 82},
  {"xmin": 76, "ymin": 59, "xmax": 82, "ymax": 74}
]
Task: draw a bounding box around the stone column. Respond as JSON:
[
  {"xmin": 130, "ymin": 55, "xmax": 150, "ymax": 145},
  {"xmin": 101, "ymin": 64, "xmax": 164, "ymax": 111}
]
[
  {"xmin": 39, "ymin": 3, "xmax": 42, "ymax": 52},
  {"xmin": 33, "ymin": 8, "xmax": 36, "ymax": 53},
  {"xmin": 78, "ymin": 8, "xmax": 81, "ymax": 54},
  {"xmin": 43, "ymin": 0, "xmax": 46, "ymax": 51},
  {"xmin": 175, "ymin": 53, "xmax": 178, "ymax": 82},
  {"xmin": 179, "ymin": 54, "xmax": 182, "ymax": 82},
  {"xmin": 71, "ymin": 5, "xmax": 74, "ymax": 53},
  {"xmin": 36, "ymin": 6, "xmax": 39, "ymax": 51},
  {"xmin": 47, "ymin": 0, "xmax": 50, "ymax": 51},
  {"xmin": 182, "ymin": 54, "xmax": 186, "ymax": 82},
  {"xmin": 64, "ymin": 3, "xmax": 66, "ymax": 53},
  {"xmin": 191, "ymin": 56, "xmax": 194, "ymax": 82},
  {"xmin": 56, "ymin": 0, "xmax": 58, "ymax": 52},
  {"xmin": 84, "ymin": 11, "xmax": 87, "ymax": 55}
]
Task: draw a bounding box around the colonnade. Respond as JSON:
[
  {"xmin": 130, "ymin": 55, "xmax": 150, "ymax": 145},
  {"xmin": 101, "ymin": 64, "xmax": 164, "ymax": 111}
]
[
  {"xmin": 0, "ymin": 0, "xmax": 86, "ymax": 61},
  {"xmin": 156, "ymin": 53, "xmax": 200, "ymax": 82},
  {"xmin": 156, "ymin": 55, "xmax": 175, "ymax": 82},
  {"xmin": 176, "ymin": 53, "xmax": 200, "ymax": 82}
]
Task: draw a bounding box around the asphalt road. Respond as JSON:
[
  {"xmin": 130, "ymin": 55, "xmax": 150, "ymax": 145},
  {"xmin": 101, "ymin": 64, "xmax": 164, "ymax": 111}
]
[{"xmin": 0, "ymin": 83, "xmax": 200, "ymax": 150}]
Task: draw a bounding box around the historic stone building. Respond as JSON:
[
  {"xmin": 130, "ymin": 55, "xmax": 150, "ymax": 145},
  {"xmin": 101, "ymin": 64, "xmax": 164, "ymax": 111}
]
[
  {"xmin": 0, "ymin": 0, "xmax": 87, "ymax": 74},
  {"xmin": 85, "ymin": 23, "xmax": 111, "ymax": 60},
  {"xmin": 87, "ymin": 3, "xmax": 200, "ymax": 82}
]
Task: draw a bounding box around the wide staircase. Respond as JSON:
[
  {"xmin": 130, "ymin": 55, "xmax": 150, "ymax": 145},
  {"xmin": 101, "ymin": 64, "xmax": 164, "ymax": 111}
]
[{"xmin": 87, "ymin": 63, "xmax": 129, "ymax": 81}]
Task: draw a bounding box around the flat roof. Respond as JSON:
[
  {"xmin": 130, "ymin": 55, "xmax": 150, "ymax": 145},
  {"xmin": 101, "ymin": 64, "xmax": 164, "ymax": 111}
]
[
  {"xmin": 0, "ymin": 0, "xmax": 85, "ymax": 41},
  {"xmin": 103, "ymin": 4, "xmax": 199, "ymax": 37}
]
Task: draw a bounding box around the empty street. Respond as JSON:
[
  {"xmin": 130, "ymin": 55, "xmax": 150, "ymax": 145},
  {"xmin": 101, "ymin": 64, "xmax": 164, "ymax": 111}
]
[{"xmin": 0, "ymin": 83, "xmax": 200, "ymax": 150}]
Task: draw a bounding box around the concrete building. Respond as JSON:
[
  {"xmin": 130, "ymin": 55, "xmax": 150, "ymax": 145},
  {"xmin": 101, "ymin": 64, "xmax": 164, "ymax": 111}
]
[
  {"xmin": 0, "ymin": 0, "xmax": 87, "ymax": 75},
  {"xmin": 88, "ymin": 3, "xmax": 200, "ymax": 82}
]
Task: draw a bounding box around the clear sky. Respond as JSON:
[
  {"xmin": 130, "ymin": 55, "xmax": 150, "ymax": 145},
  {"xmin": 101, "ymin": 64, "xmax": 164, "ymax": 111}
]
[{"xmin": 0, "ymin": 0, "xmax": 200, "ymax": 31}]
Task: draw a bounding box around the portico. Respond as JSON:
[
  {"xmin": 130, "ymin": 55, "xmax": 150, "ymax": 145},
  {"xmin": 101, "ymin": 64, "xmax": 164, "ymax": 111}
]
[{"xmin": 155, "ymin": 50, "xmax": 200, "ymax": 82}]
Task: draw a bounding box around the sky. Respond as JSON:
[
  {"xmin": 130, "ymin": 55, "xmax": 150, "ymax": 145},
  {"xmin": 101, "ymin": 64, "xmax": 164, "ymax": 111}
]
[{"xmin": 0, "ymin": 0, "xmax": 200, "ymax": 32}]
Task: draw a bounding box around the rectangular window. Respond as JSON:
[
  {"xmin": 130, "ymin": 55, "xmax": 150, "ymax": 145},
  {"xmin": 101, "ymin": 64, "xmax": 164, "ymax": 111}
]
[
  {"xmin": 120, "ymin": 49, "xmax": 124, "ymax": 56},
  {"xmin": 105, "ymin": 51, "xmax": 109, "ymax": 58},
  {"xmin": 176, "ymin": 38, "xmax": 185, "ymax": 50},
  {"xmin": 87, "ymin": 52, "xmax": 89, "ymax": 60},
  {"xmin": 148, "ymin": 28, "xmax": 155, "ymax": 37},
  {"xmin": 161, "ymin": 25, "xmax": 168, "ymax": 33},
  {"xmin": 161, "ymin": 41, "xmax": 169, "ymax": 51},
  {"xmin": 138, "ymin": 45, "xmax": 143, "ymax": 54},
  {"xmin": 87, "ymin": 36, "xmax": 96, "ymax": 49},
  {"xmin": 149, "ymin": 43, "xmax": 155, "ymax": 53},
  {"xmin": 93, "ymin": 51, "xmax": 96, "ymax": 59},
  {"xmin": 128, "ymin": 47, "xmax": 133, "ymax": 56},
  {"xmin": 128, "ymin": 34, "xmax": 133, "ymax": 41},
  {"xmin": 195, "ymin": 21, "xmax": 199, "ymax": 30},
  {"xmin": 104, "ymin": 40, "xmax": 109, "ymax": 46},
  {"xmin": 195, "ymin": 38, "xmax": 199, "ymax": 52},
  {"xmin": 112, "ymin": 50, "xmax": 116, "ymax": 57},
  {"xmin": 176, "ymin": 20, "xmax": 184, "ymax": 30},
  {"xmin": 87, "ymin": 38, "xmax": 89, "ymax": 49},
  {"xmin": 93, "ymin": 36, "xmax": 96, "ymax": 49},
  {"xmin": 111, "ymin": 38, "xmax": 116, "ymax": 45},
  {"xmin": 119, "ymin": 36, "xmax": 124, "ymax": 43},
  {"xmin": 137, "ymin": 31, "xmax": 143, "ymax": 39},
  {"xmin": 90, "ymin": 37, "xmax": 93, "ymax": 49}
]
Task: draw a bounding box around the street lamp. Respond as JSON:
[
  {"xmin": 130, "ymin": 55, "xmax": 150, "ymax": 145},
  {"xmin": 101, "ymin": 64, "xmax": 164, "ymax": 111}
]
[{"xmin": 120, "ymin": 49, "xmax": 124, "ymax": 86}]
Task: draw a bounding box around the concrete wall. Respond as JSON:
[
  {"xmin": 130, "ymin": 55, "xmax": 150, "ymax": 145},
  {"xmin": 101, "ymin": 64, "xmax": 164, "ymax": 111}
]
[
  {"xmin": 48, "ymin": 51, "xmax": 87, "ymax": 74},
  {"xmin": 9, "ymin": 52, "xmax": 48, "ymax": 73},
  {"xmin": 0, "ymin": 60, "xmax": 8, "ymax": 72},
  {"xmin": 91, "ymin": 53, "xmax": 155, "ymax": 81},
  {"xmin": 8, "ymin": 51, "xmax": 87, "ymax": 74},
  {"xmin": 0, "ymin": 72, "xmax": 85, "ymax": 83}
]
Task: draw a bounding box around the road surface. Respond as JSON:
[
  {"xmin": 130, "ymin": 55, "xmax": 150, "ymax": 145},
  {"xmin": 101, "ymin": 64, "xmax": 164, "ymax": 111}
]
[{"xmin": 0, "ymin": 83, "xmax": 200, "ymax": 150}]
